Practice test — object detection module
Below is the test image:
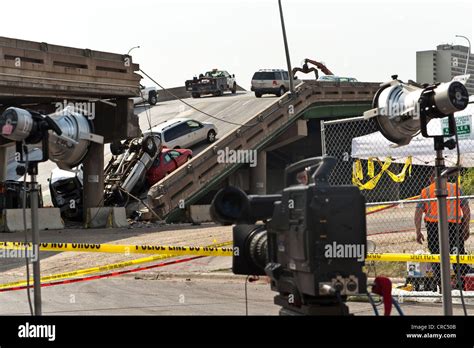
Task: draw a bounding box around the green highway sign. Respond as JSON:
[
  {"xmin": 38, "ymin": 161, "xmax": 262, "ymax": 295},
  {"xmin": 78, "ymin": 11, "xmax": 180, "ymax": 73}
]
[{"xmin": 442, "ymin": 115, "xmax": 472, "ymax": 139}]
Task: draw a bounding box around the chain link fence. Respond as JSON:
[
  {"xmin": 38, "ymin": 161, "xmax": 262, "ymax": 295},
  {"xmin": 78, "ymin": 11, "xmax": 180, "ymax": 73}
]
[{"xmin": 321, "ymin": 116, "xmax": 474, "ymax": 294}]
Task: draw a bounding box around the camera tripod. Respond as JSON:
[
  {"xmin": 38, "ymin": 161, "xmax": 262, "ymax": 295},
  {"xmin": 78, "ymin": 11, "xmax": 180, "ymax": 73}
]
[{"xmin": 274, "ymin": 294, "xmax": 351, "ymax": 316}]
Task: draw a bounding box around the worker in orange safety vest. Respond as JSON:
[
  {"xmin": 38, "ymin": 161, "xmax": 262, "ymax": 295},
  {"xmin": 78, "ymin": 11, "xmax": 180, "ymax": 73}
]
[{"xmin": 414, "ymin": 174, "xmax": 471, "ymax": 290}]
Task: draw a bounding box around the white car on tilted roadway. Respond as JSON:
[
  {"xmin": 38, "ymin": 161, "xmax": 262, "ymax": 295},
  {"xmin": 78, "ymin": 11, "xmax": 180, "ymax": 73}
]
[{"xmin": 144, "ymin": 118, "xmax": 218, "ymax": 149}]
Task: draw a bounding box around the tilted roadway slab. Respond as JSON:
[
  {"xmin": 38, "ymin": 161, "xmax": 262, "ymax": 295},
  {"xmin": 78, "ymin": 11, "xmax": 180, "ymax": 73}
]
[
  {"xmin": 135, "ymin": 91, "xmax": 277, "ymax": 149},
  {"xmin": 147, "ymin": 81, "xmax": 381, "ymax": 220}
]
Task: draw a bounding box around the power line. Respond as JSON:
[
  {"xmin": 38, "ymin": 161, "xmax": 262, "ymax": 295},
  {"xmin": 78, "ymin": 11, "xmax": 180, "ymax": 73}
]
[{"xmin": 139, "ymin": 68, "xmax": 262, "ymax": 128}]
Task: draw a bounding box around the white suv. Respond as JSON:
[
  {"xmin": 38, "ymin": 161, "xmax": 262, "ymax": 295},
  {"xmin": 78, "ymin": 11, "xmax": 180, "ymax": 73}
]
[
  {"xmin": 144, "ymin": 118, "xmax": 217, "ymax": 149},
  {"xmin": 251, "ymin": 69, "xmax": 294, "ymax": 98}
]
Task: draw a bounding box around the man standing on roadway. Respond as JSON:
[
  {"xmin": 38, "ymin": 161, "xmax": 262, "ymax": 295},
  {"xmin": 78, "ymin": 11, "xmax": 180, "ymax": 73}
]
[{"xmin": 414, "ymin": 174, "xmax": 471, "ymax": 290}]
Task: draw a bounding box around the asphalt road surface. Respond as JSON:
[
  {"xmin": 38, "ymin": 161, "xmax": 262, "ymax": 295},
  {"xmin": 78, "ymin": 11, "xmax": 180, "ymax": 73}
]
[
  {"xmin": 1, "ymin": 276, "xmax": 472, "ymax": 315},
  {"xmin": 0, "ymin": 277, "xmax": 279, "ymax": 315},
  {"xmin": 136, "ymin": 91, "xmax": 276, "ymax": 140}
]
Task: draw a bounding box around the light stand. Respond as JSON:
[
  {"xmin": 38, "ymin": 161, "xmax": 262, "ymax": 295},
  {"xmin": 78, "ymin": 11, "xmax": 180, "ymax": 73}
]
[
  {"xmin": 363, "ymin": 76, "xmax": 470, "ymax": 316},
  {"xmin": 434, "ymin": 137, "xmax": 454, "ymax": 315},
  {"xmin": 12, "ymin": 110, "xmax": 60, "ymax": 316},
  {"xmin": 0, "ymin": 106, "xmax": 103, "ymax": 316},
  {"xmin": 28, "ymin": 162, "xmax": 42, "ymax": 315},
  {"xmin": 421, "ymin": 112, "xmax": 457, "ymax": 316},
  {"xmin": 17, "ymin": 139, "xmax": 48, "ymax": 316}
]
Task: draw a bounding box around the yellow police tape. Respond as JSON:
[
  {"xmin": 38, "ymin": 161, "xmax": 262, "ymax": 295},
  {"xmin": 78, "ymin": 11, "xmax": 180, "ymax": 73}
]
[
  {"xmin": 352, "ymin": 157, "xmax": 413, "ymax": 190},
  {"xmin": 0, "ymin": 241, "xmax": 234, "ymax": 257},
  {"xmin": 2, "ymin": 241, "xmax": 474, "ymax": 264},
  {"xmin": 0, "ymin": 254, "xmax": 171, "ymax": 289},
  {"xmin": 0, "ymin": 241, "xmax": 232, "ymax": 290},
  {"xmin": 367, "ymin": 253, "xmax": 474, "ymax": 264}
]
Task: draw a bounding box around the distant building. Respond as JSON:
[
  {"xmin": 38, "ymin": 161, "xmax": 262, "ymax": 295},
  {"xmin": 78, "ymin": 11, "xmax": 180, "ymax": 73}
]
[{"xmin": 416, "ymin": 44, "xmax": 474, "ymax": 95}]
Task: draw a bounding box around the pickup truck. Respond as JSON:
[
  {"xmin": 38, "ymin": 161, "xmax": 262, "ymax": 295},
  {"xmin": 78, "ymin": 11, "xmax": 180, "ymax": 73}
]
[
  {"xmin": 131, "ymin": 85, "xmax": 159, "ymax": 105},
  {"xmin": 185, "ymin": 69, "xmax": 237, "ymax": 98}
]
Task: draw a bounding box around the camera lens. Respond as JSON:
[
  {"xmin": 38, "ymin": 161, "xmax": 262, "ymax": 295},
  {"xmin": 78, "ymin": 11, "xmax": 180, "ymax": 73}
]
[
  {"xmin": 248, "ymin": 228, "xmax": 268, "ymax": 270},
  {"xmin": 223, "ymin": 193, "xmax": 245, "ymax": 218},
  {"xmin": 210, "ymin": 186, "xmax": 250, "ymax": 224}
]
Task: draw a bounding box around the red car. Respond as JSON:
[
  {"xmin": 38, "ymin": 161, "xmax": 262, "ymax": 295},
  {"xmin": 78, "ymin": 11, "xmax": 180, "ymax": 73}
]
[{"xmin": 146, "ymin": 148, "xmax": 193, "ymax": 186}]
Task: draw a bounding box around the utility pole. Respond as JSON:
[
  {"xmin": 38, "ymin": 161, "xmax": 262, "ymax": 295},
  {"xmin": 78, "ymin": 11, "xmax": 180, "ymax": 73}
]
[{"xmin": 278, "ymin": 0, "xmax": 294, "ymax": 94}]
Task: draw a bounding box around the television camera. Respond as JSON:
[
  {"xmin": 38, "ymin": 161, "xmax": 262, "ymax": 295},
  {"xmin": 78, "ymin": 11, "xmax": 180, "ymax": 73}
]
[{"xmin": 210, "ymin": 156, "xmax": 367, "ymax": 315}]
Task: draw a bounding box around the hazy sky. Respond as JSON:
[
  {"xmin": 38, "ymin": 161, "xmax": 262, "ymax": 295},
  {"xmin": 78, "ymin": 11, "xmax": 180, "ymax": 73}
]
[{"xmin": 1, "ymin": 0, "xmax": 472, "ymax": 89}]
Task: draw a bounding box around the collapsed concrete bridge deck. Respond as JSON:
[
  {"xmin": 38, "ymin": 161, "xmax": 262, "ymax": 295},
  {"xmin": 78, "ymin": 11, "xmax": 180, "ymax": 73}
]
[
  {"xmin": 0, "ymin": 36, "xmax": 381, "ymax": 225},
  {"xmin": 146, "ymin": 80, "xmax": 380, "ymax": 221}
]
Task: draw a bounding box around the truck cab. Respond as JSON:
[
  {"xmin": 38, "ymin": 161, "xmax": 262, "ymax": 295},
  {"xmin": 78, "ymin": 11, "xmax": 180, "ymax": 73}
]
[
  {"xmin": 185, "ymin": 69, "xmax": 237, "ymax": 98},
  {"xmin": 205, "ymin": 69, "xmax": 236, "ymax": 91}
]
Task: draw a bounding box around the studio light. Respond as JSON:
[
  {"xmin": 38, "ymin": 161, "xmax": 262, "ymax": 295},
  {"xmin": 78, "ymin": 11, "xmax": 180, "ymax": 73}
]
[
  {"xmin": 0, "ymin": 106, "xmax": 103, "ymax": 170},
  {"xmin": 364, "ymin": 76, "xmax": 469, "ymax": 145},
  {"xmin": 364, "ymin": 75, "xmax": 470, "ymax": 316},
  {"xmin": 0, "ymin": 105, "xmax": 103, "ymax": 316}
]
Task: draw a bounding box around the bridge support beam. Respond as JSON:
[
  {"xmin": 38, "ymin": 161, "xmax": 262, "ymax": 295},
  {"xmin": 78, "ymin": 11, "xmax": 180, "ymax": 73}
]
[
  {"xmin": 83, "ymin": 142, "xmax": 105, "ymax": 223},
  {"xmin": 250, "ymin": 150, "xmax": 267, "ymax": 195},
  {"xmin": 0, "ymin": 144, "xmax": 14, "ymax": 181},
  {"xmin": 0, "ymin": 146, "xmax": 9, "ymax": 182},
  {"xmin": 265, "ymin": 119, "xmax": 307, "ymax": 152}
]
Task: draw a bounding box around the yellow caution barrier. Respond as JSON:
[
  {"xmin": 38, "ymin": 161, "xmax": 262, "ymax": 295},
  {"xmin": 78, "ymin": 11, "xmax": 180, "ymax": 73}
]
[
  {"xmin": 3, "ymin": 241, "xmax": 474, "ymax": 264},
  {"xmin": 367, "ymin": 253, "xmax": 474, "ymax": 264},
  {"xmin": 0, "ymin": 241, "xmax": 232, "ymax": 290},
  {"xmin": 353, "ymin": 157, "xmax": 412, "ymax": 190},
  {"xmin": 0, "ymin": 241, "xmax": 234, "ymax": 257},
  {"xmin": 0, "ymin": 253, "xmax": 172, "ymax": 289}
]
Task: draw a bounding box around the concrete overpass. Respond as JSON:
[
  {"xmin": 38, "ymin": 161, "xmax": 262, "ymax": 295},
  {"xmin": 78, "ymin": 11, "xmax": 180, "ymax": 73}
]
[
  {"xmin": 2, "ymin": 77, "xmax": 379, "ymax": 225},
  {"xmin": 0, "ymin": 35, "xmax": 380, "ymax": 225}
]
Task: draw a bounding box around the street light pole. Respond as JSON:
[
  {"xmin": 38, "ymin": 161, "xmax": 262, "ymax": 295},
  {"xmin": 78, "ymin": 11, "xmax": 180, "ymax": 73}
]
[
  {"xmin": 127, "ymin": 46, "xmax": 140, "ymax": 56},
  {"xmin": 455, "ymin": 35, "xmax": 471, "ymax": 75},
  {"xmin": 278, "ymin": 0, "xmax": 294, "ymax": 94}
]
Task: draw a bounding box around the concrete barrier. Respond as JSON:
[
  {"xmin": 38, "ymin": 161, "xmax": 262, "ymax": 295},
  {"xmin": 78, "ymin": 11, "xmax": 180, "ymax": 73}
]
[
  {"xmin": 189, "ymin": 205, "xmax": 212, "ymax": 224},
  {"xmin": 157, "ymin": 86, "xmax": 190, "ymax": 103},
  {"xmin": 157, "ymin": 85, "xmax": 247, "ymax": 103},
  {"xmin": 85, "ymin": 207, "xmax": 128, "ymax": 228},
  {"xmin": 0, "ymin": 208, "xmax": 64, "ymax": 232}
]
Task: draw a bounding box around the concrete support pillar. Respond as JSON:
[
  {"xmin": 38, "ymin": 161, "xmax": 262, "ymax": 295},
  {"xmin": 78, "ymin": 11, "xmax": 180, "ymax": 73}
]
[
  {"xmin": 250, "ymin": 150, "xmax": 267, "ymax": 195},
  {"xmin": 0, "ymin": 147, "xmax": 8, "ymax": 181},
  {"xmin": 83, "ymin": 142, "xmax": 104, "ymax": 220},
  {"xmin": 0, "ymin": 145, "xmax": 13, "ymax": 181}
]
